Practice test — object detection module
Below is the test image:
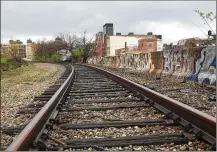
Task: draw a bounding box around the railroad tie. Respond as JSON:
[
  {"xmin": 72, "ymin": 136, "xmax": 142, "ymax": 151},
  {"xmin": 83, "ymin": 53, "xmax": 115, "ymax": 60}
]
[{"xmin": 59, "ymin": 119, "xmax": 174, "ymax": 130}]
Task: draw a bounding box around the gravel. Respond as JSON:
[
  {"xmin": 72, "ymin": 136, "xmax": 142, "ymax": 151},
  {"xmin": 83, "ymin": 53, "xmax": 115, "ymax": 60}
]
[
  {"xmin": 90, "ymin": 65, "xmax": 216, "ymax": 117},
  {"xmin": 51, "ymin": 125, "xmax": 184, "ymax": 140},
  {"xmin": 1, "ymin": 63, "xmax": 66, "ymax": 149},
  {"xmin": 58, "ymin": 107, "xmax": 164, "ymax": 124},
  {"xmin": 72, "ymin": 101, "xmax": 145, "ymax": 107},
  {"xmin": 45, "ymin": 65, "xmax": 213, "ymax": 151},
  {"xmin": 48, "ymin": 125, "xmax": 211, "ymax": 151}
]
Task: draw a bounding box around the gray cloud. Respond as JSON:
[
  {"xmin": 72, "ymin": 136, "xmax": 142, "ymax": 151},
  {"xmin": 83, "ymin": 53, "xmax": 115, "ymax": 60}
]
[{"xmin": 1, "ymin": 1, "xmax": 216, "ymax": 43}]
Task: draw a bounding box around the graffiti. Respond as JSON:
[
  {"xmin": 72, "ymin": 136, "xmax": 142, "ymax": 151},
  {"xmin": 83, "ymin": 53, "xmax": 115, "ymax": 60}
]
[
  {"xmin": 163, "ymin": 50, "xmax": 172, "ymax": 72},
  {"xmin": 162, "ymin": 49, "xmax": 191, "ymax": 76},
  {"xmin": 88, "ymin": 46, "xmax": 216, "ymax": 86},
  {"xmin": 182, "ymin": 50, "xmax": 189, "ymax": 74},
  {"xmin": 186, "ymin": 46, "xmax": 216, "ymax": 85}
]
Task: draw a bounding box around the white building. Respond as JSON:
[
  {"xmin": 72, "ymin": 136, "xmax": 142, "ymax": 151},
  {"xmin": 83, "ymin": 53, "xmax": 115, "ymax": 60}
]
[
  {"xmin": 26, "ymin": 39, "xmax": 33, "ymax": 61},
  {"xmin": 105, "ymin": 36, "xmax": 142, "ymax": 56},
  {"xmin": 105, "ymin": 34, "xmax": 163, "ymax": 56}
]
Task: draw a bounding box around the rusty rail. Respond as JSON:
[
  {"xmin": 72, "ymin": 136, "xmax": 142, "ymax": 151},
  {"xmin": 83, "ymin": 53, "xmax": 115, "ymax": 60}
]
[
  {"xmin": 6, "ymin": 66, "xmax": 74, "ymax": 151},
  {"xmin": 6, "ymin": 64, "xmax": 216, "ymax": 150},
  {"xmin": 85, "ymin": 65, "xmax": 216, "ymax": 146}
]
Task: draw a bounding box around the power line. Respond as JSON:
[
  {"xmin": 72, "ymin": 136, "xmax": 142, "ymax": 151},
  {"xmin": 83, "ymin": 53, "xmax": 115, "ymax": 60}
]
[
  {"xmin": 162, "ymin": 35, "xmax": 208, "ymax": 45},
  {"xmin": 188, "ymin": 20, "xmax": 208, "ymax": 36}
]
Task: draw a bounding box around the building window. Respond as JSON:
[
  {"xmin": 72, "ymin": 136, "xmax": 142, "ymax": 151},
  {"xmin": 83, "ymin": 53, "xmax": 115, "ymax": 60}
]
[{"xmin": 148, "ymin": 42, "xmax": 152, "ymax": 47}]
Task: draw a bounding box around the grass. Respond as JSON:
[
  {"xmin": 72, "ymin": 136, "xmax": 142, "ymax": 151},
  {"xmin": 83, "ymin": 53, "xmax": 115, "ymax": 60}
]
[{"xmin": 1, "ymin": 63, "xmax": 56, "ymax": 84}]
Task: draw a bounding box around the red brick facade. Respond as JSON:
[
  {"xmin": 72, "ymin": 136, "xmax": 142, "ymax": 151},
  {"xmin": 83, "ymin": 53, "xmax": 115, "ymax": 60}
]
[
  {"xmin": 95, "ymin": 32, "xmax": 162, "ymax": 56},
  {"xmin": 138, "ymin": 38, "xmax": 158, "ymax": 53},
  {"xmin": 95, "ymin": 32, "xmax": 104, "ymax": 57}
]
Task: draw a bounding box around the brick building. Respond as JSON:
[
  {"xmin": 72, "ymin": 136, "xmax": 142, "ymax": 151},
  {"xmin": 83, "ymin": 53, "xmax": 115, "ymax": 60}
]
[
  {"xmin": 95, "ymin": 23, "xmax": 114, "ymax": 57},
  {"xmin": 105, "ymin": 34, "xmax": 162, "ymax": 56},
  {"xmin": 138, "ymin": 35, "xmax": 162, "ymax": 53},
  {"xmin": 95, "ymin": 32, "xmax": 104, "ymax": 57},
  {"xmin": 95, "ymin": 23, "xmax": 163, "ymax": 57}
]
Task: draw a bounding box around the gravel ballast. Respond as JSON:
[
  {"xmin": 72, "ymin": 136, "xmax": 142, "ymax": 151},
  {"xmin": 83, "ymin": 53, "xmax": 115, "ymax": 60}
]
[
  {"xmin": 90, "ymin": 65, "xmax": 216, "ymax": 117},
  {"xmin": 1, "ymin": 63, "xmax": 66, "ymax": 149}
]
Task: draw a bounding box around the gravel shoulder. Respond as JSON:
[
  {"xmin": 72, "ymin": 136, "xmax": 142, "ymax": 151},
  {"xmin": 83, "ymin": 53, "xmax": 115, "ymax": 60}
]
[
  {"xmin": 1, "ymin": 63, "xmax": 66, "ymax": 148},
  {"xmin": 89, "ymin": 65, "xmax": 216, "ymax": 117}
]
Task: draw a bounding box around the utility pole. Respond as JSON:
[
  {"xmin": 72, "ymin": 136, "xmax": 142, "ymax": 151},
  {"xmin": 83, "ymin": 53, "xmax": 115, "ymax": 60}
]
[{"xmin": 125, "ymin": 42, "xmax": 127, "ymax": 52}]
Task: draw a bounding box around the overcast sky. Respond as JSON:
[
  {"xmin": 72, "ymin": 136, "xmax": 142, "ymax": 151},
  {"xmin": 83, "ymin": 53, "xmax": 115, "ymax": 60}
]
[{"xmin": 1, "ymin": 1, "xmax": 216, "ymax": 44}]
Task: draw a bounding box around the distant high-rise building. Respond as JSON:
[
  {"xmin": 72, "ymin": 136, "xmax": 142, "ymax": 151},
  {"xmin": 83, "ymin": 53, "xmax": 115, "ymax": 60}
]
[
  {"xmin": 103, "ymin": 23, "xmax": 114, "ymax": 35},
  {"xmin": 26, "ymin": 39, "xmax": 34, "ymax": 61}
]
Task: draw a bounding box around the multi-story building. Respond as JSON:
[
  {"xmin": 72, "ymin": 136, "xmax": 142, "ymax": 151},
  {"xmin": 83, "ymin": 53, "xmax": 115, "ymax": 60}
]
[
  {"xmin": 14, "ymin": 40, "xmax": 26, "ymax": 58},
  {"xmin": 138, "ymin": 34, "xmax": 162, "ymax": 53},
  {"xmin": 26, "ymin": 39, "xmax": 34, "ymax": 61},
  {"xmin": 105, "ymin": 33, "xmax": 162, "ymax": 56},
  {"xmin": 103, "ymin": 23, "xmax": 114, "ymax": 36},
  {"xmin": 1, "ymin": 40, "xmax": 26, "ymax": 58},
  {"xmin": 95, "ymin": 23, "xmax": 163, "ymax": 57},
  {"xmin": 94, "ymin": 23, "xmax": 114, "ymax": 57},
  {"xmin": 95, "ymin": 32, "xmax": 104, "ymax": 57}
]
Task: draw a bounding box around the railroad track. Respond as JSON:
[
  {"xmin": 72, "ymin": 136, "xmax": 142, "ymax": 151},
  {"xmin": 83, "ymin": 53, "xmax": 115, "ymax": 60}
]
[
  {"xmin": 1, "ymin": 63, "xmax": 72, "ymax": 150},
  {"xmin": 5, "ymin": 64, "xmax": 216, "ymax": 151}
]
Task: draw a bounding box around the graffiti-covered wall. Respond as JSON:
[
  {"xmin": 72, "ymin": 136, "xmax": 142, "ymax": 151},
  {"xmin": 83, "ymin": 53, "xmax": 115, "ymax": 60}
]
[
  {"xmin": 87, "ymin": 46, "xmax": 216, "ymax": 85},
  {"xmin": 186, "ymin": 46, "xmax": 216, "ymax": 85}
]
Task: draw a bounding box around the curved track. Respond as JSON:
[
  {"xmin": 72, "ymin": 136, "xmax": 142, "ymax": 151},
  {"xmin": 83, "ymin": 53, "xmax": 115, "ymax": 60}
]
[{"xmin": 6, "ymin": 64, "xmax": 216, "ymax": 151}]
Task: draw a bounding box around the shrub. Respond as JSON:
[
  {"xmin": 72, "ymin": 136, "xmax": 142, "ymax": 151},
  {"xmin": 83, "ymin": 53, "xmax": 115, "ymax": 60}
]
[
  {"xmin": 1, "ymin": 57, "xmax": 23, "ymax": 71},
  {"xmin": 50, "ymin": 53, "xmax": 61, "ymax": 62},
  {"xmin": 34, "ymin": 53, "xmax": 61, "ymax": 62}
]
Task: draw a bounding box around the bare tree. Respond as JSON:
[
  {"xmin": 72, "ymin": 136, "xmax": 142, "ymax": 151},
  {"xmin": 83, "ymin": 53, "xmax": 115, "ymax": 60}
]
[
  {"xmin": 194, "ymin": 10, "xmax": 216, "ymax": 35},
  {"xmin": 56, "ymin": 31, "xmax": 96, "ymax": 63},
  {"xmin": 34, "ymin": 39, "xmax": 66, "ymax": 60},
  {"xmin": 57, "ymin": 32, "xmax": 80, "ymax": 51},
  {"xmin": 79, "ymin": 30, "xmax": 96, "ymax": 63}
]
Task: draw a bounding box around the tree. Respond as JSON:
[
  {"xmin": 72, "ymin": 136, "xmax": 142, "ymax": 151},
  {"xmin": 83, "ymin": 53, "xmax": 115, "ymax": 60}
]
[
  {"xmin": 79, "ymin": 30, "xmax": 96, "ymax": 63},
  {"xmin": 34, "ymin": 39, "xmax": 66, "ymax": 61},
  {"xmin": 72, "ymin": 48, "xmax": 83, "ymax": 62},
  {"xmin": 1, "ymin": 40, "xmax": 27, "ymax": 70},
  {"xmin": 57, "ymin": 32, "xmax": 80, "ymax": 51},
  {"xmin": 2, "ymin": 40, "xmax": 22, "ymax": 62},
  {"xmin": 57, "ymin": 31, "xmax": 96, "ymax": 63},
  {"xmin": 195, "ymin": 10, "xmax": 216, "ymax": 35}
]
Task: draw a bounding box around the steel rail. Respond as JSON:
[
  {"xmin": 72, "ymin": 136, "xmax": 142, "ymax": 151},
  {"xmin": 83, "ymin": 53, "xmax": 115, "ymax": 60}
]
[
  {"xmin": 85, "ymin": 65, "xmax": 216, "ymax": 145},
  {"xmin": 6, "ymin": 65, "xmax": 75, "ymax": 151},
  {"xmin": 6, "ymin": 64, "xmax": 216, "ymax": 150}
]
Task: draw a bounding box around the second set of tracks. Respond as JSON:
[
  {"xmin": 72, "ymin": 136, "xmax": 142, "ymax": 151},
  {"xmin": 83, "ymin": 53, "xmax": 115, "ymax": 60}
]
[{"xmin": 6, "ymin": 64, "xmax": 216, "ymax": 151}]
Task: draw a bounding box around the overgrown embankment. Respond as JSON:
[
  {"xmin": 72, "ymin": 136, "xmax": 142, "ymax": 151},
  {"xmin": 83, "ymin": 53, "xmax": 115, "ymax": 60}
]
[{"xmin": 1, "ymin": 57, "xmax": 29, "ymax": 71}]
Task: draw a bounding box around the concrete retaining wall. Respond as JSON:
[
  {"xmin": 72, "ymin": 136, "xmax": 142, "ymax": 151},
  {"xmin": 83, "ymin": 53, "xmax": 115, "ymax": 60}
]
[{"xmin": 87, "ymin": 46, "xmax": 216, "ymax": 86}]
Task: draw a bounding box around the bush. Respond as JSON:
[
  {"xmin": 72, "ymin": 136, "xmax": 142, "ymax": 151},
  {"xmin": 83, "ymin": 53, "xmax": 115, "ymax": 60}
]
[
  {"xmin": 34, "ymin": 56, "xmax": 49, "ymax": 62},
  {"xmin": 34, "ymin": 53, "xmax": 61, "ymax": 62},
  {"xmin": 1, "ymin": 57, "xmax": 23, "ymax": 71},
  {"xmin": 50, "ymin": 53, "xmax": 61, "ymax": 62},
  {"xmin": 1, "ymin": 57, "xmax": 9, "ymax": 64}
]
